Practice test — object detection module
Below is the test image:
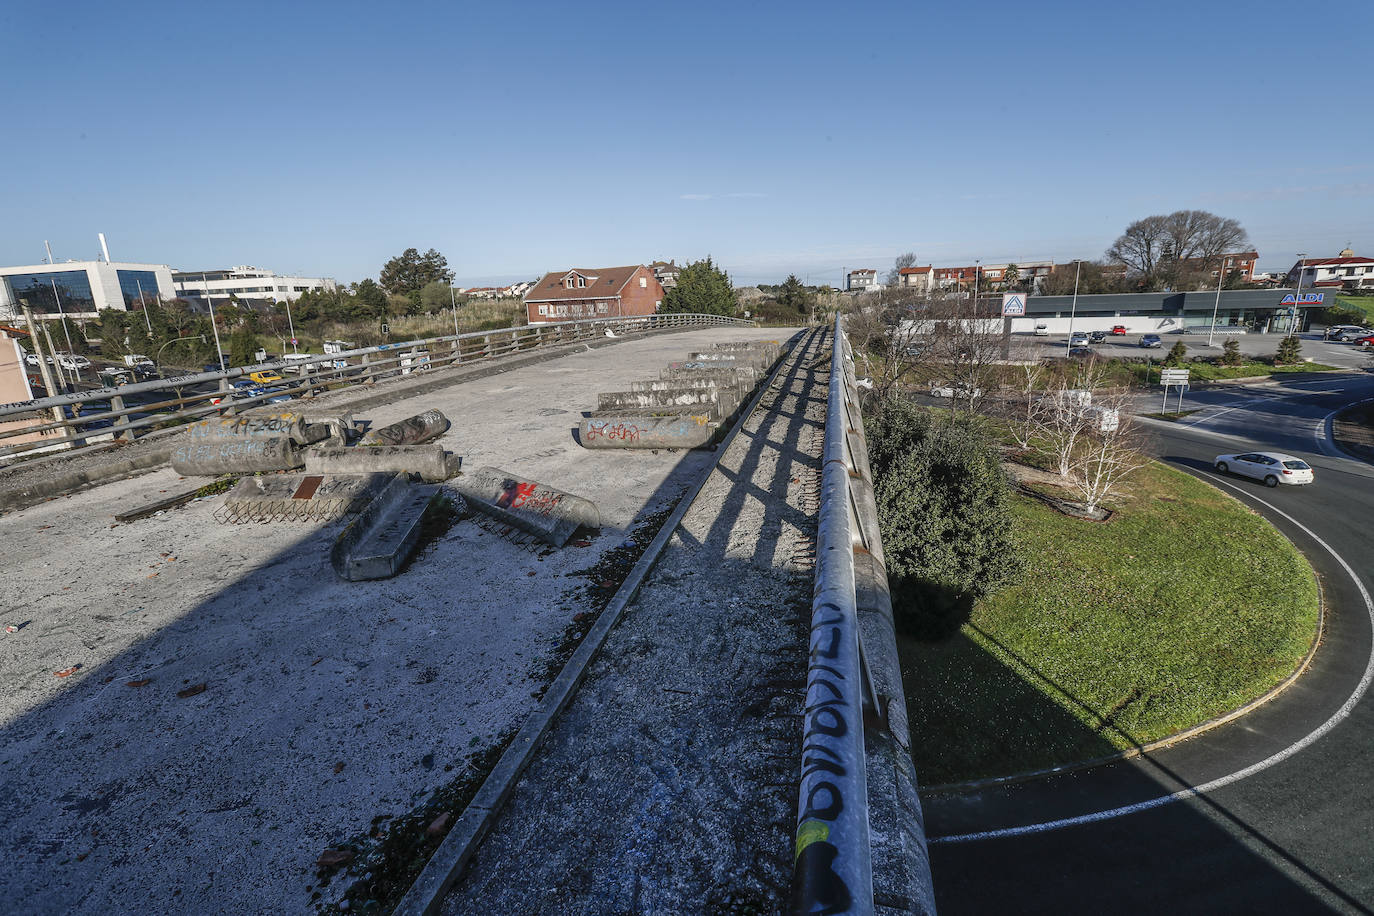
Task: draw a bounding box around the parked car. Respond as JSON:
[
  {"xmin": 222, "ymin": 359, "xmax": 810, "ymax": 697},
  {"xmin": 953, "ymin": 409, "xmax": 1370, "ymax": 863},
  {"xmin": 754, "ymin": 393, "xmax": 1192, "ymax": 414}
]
[
  {"xmin": 56, "ymin": 353, "xmax": 91, "ymax": 371},
  {"xmin": 1335, "ymin": 327, "xmax": 1374, "ymax": 342},
  {"xmin": 98, "ymin": 367, "xmax": 136, "ymax": 387},
  {"xmin": 1140, "ymin": 334, "xmax": 1163, "ymax": 348},
  {"xmin": 123, "ymin": 354, "xmax": 155, "ymax": 371},
  {"xmin": 24, "ymin": 352, "xmax": 41, "ymax": 367},
  {"xmin": 1069, "ymin": 332, "xmax": 1090, "ymax": 347},
  {"xmin": 1110, "ymin": 325, "xmax": 1128, "ymax": 335},
  {"xmin": 1356, "ymin": 335, "xmax": 1374, "ymax": 348},
  {"xmin": 1033, "ymin": 323, "xmax": 1050, "ymax": 337},
  {"xmin": 1088, "ymin": 330, "xmax": 1108, "ymax": 343},
  {"xmin": 1067, "ymin": 346, "xmax": 1095, "ymax": 358},
  {"xmin": 929, "ymin": 382, "xmax": 983, "ymax": 399},
  {"xmin": 1214, "ymin": 451, "xmax": 1314, "ymax": 487},
  {"xmin": 248, "ymin": 369, "xmax": 285, "ymax": 384}
]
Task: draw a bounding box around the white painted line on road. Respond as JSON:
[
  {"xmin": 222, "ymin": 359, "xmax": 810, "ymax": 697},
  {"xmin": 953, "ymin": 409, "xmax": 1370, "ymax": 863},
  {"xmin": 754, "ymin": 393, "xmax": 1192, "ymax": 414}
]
[
  {"xmin": 1319, "ymin": 397, "xmax": 1374, "ymax": 461},
  {"xmin": 932, "ymin": 477, "xmax": 1374, "ymax": 845}
]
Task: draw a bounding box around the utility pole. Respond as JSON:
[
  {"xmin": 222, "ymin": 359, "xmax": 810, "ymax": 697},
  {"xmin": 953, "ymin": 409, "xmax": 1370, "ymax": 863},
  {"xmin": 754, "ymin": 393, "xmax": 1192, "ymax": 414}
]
[
  {"xmin": 1206, "ymin": 261, "xmax": 1224, "ymax": 348},
  {"xmin": 1290, "ymin": 253, "xmax": 1306, "ymax": 338},
  {"xmin": 21, "ymin": 302, "xmax": 65, "ymax": 426},
  {"xmin": 1066, "ymin": 259, "xmax": 1082, "ymax": 356}
]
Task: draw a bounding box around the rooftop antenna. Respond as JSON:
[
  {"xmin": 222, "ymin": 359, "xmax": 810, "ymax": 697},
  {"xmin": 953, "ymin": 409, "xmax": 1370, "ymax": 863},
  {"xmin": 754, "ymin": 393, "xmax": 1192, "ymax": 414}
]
[{"xmin": 99, "ymin": 233, "xmax": 112, "ymax": 263}]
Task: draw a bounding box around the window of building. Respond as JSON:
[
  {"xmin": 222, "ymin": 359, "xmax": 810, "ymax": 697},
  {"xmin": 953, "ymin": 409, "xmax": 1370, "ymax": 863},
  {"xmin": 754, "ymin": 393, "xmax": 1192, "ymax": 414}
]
[
  {"xmin": 597, "ymin": 302, "xmax": 608, "ymax": 314},
  {"xmin": 4, "ymin": 269, "xmax": 97, "ymax": 315},
  {"xmin": 116, "ymin": 269, "xmax": 161, "ymax": 310},
  {"xmin": 639, "ymin": 276, "xmax": 647, "ymax": 288},
  {"xmin": 577, "ymin": 277, "xmax": 586, "ymax": 288}
]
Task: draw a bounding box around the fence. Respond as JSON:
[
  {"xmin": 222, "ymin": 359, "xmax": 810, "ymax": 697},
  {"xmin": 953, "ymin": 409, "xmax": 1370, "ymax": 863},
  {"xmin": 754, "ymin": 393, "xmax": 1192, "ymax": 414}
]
[
  {"xmin": 791, "ymin": 315, "xmax": 935, "ymax": 915},
  {"xmin": 0, "ymin": 312, "xmax": 754, "ymax": 464}
]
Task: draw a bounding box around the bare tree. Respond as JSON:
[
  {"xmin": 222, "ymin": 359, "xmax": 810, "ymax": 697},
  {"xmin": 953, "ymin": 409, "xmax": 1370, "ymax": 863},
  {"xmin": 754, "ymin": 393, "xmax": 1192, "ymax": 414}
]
[
  {"xmin": 1005, "ymin": 360, "xmax": 1047, "ymax": 451},
  {"xmin": 885, "ymin": 251, "xmax": 918, "ymax": 288},
  {"xmin": 1064, "ymin": 392, "xmax": 1147, "ymax": 515},
  {"xmin": 845, "ymin": 295, "xmax": 923, "ymax": 405},
  {"xmin": 1107, "ymin": 210, "xmax": 1249, "ymax": 290}
]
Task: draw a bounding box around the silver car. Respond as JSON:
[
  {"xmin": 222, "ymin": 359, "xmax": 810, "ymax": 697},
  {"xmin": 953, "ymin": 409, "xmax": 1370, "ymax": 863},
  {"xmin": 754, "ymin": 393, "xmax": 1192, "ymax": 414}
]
[{"xmin": 1214, "ymin": 451, "xmax": 1314, "ymax": 487}]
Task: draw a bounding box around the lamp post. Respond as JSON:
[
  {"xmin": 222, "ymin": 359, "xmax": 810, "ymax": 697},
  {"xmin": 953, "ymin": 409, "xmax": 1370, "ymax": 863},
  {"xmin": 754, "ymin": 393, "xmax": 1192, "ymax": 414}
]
[
  {"xmin": 135, "ymin": 277, "xmax": 153, "ymax": 334},
  {"xmin": 205, "ymin": 297, "xmax": 226, "ymax": 370},
  {"xmin": 1207, "ymin": 260, "xmax": 1224, "ymax": 348},
  {"xmin": 1289, "ymin": 253, "xmax": 1306, "ymax": 338},
  {"xmin": 155, "ymin": 334, "xmax": 207, "ymax": 379},
  {"xmin": 450, "ymin": 282, "xmax": 460, "ymax": 338},
  {"xmin": 1066, "ymin": 259, "xmax": 1082, "ymax": 355},
  {"xmin": 284, "ymin": 297, "xmax": 297, "ymax": 354}
]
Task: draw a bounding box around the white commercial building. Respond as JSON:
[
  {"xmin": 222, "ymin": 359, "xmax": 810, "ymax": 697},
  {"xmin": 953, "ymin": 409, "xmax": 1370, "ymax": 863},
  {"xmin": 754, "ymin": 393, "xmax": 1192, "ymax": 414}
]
[
  {"xmin": 0, "ymin": 260, "xmax": 176, "ymax": 322},
  {"xmin": 173, "ymin": 266, "xmax": 338, "ymax": 308}
]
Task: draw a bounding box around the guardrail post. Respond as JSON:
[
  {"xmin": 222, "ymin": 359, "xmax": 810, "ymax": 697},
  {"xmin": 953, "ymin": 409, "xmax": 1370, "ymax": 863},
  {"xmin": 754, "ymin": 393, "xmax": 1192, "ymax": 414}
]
[
  {"xmin": 109, "ymin": 393, "xmax": 134, "ymax": 442},
  {"xmin": 482, "ymin": 334, "xmax": 491, "ymax": 358}
]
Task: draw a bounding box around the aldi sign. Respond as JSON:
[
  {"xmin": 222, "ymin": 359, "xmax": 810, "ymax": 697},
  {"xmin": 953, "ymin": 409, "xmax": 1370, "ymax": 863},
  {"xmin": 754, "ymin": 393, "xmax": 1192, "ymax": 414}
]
[
  {"xmin": 1279, "ymin": 292, "xmax": 1324, "ymax": 305},
  {"xmin": 1001, "ymin": 293, "xmax": 1027, "ymax": 316}
]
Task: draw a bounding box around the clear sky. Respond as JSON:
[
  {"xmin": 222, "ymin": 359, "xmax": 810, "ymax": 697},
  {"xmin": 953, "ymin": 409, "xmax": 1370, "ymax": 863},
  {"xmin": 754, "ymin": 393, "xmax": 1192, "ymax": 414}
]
[{"xmin": 4, "ymin": 0, "xmax": 1371, "ymax": 287}]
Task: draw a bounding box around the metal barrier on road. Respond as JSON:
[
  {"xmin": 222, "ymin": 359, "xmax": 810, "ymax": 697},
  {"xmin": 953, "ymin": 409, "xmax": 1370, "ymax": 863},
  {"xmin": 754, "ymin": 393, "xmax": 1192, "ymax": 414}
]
[
  {"xmin": 0, "ymin": 313, "xmax": 756, "ymax": 465},
  {"xmin": 792, "ymin": 315, "xmax": 936, "ymax": 916}
]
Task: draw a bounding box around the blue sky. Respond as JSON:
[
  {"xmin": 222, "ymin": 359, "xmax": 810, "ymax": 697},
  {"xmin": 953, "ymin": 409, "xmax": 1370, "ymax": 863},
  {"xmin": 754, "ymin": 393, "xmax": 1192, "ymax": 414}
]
[{"xmin": 3, "ymin": 0, "xmax": 1371, "ymax": 287}]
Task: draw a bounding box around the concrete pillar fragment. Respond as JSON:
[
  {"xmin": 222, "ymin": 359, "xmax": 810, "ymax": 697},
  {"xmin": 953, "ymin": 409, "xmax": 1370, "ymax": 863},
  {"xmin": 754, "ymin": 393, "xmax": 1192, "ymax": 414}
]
[{"xmin": 454, "ymin": 467, "xmax": 599, "ymax": 546}]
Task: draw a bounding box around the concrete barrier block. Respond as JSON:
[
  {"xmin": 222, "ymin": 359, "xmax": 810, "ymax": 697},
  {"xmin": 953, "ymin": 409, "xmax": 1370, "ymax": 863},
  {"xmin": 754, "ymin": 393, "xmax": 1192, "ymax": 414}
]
[
  {"xmin": 305, "ymin": 444, "xmax": 460, "ymax": 482},
  {"xmin": 661, "ymin": 365, "xmax": 759, "ymax": 387},
  {"xmin": 331, "ymin": 473, "xmax": 447, "ymax": 580},
  {"xmin": 454, "ymin": 467, "xmax": 599, "ymax": 546},
  {"xmin": 596, "ymin": 386, "xmax": 734, "ymax": 415},
  {"xmin": 185, "ymin": 413, "xmax": 311, "ymax": 444},
  {"xmin": 361, "ymin": 408, "xmax": 450, "ymax": 446},
  {"xmin": 579, "ymin": 414, "xmax": 717, "ymax": 450},
  {"xmin": 171, "ymin": 436, "xmax": 305, "ymax": 475},
  {"xmin": 219, "ymin": 473, "xmax": 392, "ymax": 522}
]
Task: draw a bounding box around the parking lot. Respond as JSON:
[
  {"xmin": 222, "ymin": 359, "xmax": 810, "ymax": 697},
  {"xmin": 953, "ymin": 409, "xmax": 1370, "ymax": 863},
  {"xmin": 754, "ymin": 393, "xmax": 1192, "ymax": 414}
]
[{"xmin": 1022, "ymin": 329, "xmax": 1372, "ymax": 370}]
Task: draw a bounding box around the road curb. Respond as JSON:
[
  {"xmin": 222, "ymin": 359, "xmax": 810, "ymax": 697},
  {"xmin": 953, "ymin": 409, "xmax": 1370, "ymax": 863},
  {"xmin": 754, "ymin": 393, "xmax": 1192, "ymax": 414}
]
[{"xmin": 0, "ymin": 445, "xmax": 176, "ymax": 515}]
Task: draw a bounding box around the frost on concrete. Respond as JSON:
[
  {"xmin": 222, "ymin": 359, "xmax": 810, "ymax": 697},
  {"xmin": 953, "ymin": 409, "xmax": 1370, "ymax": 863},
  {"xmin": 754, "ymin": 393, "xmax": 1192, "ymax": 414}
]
[
  {"xmin": 0, "ymin": 327, "xmax": 789, "ymax": 916},
  {"xmin": 441, "ymin": 331, "xmax": 828, "ymax": 914}
]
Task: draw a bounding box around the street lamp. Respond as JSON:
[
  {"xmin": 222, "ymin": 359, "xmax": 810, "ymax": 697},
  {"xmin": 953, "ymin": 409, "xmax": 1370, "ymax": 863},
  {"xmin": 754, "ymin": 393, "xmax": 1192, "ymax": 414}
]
[
  {"xmin": 1207, "ymin": 259, "xmax": 1225, "ymax": 348},
  {"xmin": 205, "ymin": 297, "xmax": 226, "ymax": 371},
  {"xmin": 1066, "ymin": 259, "xmax": 1082, "ymax": 355},
  {"xmin": 156, "ymin": 334, "xmax": 207, "ymax": 378},
  {"xmin": 1290, "ymin": 253, "xmax": 1306, "ymax": 338}
]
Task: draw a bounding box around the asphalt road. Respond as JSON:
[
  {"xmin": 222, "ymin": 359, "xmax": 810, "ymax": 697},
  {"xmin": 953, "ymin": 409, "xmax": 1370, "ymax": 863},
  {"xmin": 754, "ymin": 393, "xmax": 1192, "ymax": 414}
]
[{"xmin": 922, "ymin": 372, "xmax": 1374, "ymax": 914}]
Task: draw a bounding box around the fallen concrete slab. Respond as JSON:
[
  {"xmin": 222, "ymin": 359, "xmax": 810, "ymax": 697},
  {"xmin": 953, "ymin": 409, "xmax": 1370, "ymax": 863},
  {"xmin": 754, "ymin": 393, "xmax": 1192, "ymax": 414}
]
[
  {"xmin": 219, "ymin": 473, "xmax": 392, "ymax": 523},
  {"xmin": 184, "ymin": 413, "xmax": 323, "ymax": 445},
  {"xmin": 454, "ymin": 467, "xmax": 599, "ymax": 546},
  {"xmin": 305, "ymin": 444, "xmax": 460, "ymax": 483},
  {"xmin": 596, "ymin": 387, "xmax": 735, "ymax": 414},
  {"xmin": 361, "ymin": 408, "xmax": 450, "ymax": 446},
  {"xmin": 244, "ymin": 407, "xmax": 355, "ymax": 446},
  {"xmin": 579, "ymin": 414, "xmax": 717, "ymax": 450},
  {"xmin": 171, "ymin": 436, "xmax": 305, "ymax": 475},
  {"xmin": 331, "ymin": 473, "xmax": 446, "ymax": 580}
]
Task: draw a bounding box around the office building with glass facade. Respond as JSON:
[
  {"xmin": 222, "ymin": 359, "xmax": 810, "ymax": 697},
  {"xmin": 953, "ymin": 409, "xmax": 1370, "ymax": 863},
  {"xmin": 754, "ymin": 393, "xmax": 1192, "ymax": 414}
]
[
  {"xmin": 172, "ymin": 266, "xmax": 338, "ymax": 308},
  {"xmin": 0, "ymin": 260, "xmax": 176, "ymax": 321}
]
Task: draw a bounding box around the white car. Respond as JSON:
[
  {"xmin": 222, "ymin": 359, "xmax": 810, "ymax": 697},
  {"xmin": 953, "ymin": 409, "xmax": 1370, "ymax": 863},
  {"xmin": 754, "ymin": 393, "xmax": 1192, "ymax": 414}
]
[
  {"xmin": 1214, "ymin": 451, "xmax": 1314, "ymax": 487},
  {"xmin": 56, "ymin": 353, "xmax": 91, "ymax": 370}
]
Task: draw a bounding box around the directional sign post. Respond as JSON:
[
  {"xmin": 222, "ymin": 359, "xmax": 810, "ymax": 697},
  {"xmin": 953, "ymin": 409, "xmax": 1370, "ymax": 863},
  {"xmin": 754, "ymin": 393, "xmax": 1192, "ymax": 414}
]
[
  {"xmin": 1160, "ymin": 367, "xmax": 1189, "ymax": 414},
  {"xmin": 1001, "ymin": 293, "xmax": 1026, "ymax": 317}
]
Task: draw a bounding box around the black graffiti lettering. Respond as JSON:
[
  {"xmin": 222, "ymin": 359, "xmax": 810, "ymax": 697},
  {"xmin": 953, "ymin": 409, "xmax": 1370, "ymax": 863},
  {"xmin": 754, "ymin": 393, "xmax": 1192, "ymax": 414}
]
[
  {"xmin": 808, "ymin": 705, "xmax": 847, "ymax": 738},
  {"xmin": 789, "ymin": 841, "xmax": 854, "ymax": 916},
  {"xmin": 813, "ymin": 601, "xmax": 844, "ymax": 626},
  {"xmin": 809, "ymin": 676, "xmax": 844, "ymax": 703},
  {"xmin": 800, "ymin": 780, "xmax": 844, "ymax": 822},
  {"xmin": 801, "ymin": 753, "xmax": 847, "ymax": 780},
  {"xmin": 811, "ymin": 625, "xmax": 841, "ymax": 660}
]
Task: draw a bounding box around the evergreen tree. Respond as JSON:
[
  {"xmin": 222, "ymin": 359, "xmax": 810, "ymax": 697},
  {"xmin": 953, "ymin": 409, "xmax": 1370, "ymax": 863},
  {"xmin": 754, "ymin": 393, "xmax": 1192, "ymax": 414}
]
[
  {"xmin": 1275, "ymin": 334, "xmax": 1302, "ymax": 366},
  {"xmin": 1164, "ymin": 340, "xmax": 1188, "ymax": 366},
  {"xmin": 1221, "ymin": 338, "xmax": 1244, "ymax": 366},
  {"xmin": 660, "ymin": 257, "xmax": 734, "ymax": 316}
]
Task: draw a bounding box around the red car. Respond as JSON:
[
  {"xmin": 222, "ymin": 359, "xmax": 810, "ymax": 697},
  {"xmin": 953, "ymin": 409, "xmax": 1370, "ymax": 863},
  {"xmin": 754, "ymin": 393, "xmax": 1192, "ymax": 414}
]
[
  {"xmin": 1110, "ymin": 325, "xmax": 1128, "ymax": 335},
  {"xmin": 1355, "ymin": 335, "xmax": 1374, "ymax": 348}
]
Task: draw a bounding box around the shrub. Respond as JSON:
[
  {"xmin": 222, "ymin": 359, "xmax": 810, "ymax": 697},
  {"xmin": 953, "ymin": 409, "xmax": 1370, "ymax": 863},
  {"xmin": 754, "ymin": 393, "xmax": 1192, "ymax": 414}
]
[
  {"xmin": 869, "ymin": 409, "xmax": 1021, "ymax": 640},
  {"xmin": 1221, "ymin": 338, "xmax": 1244, "ymax": 366},
  {"xmin": 1164, "ymin": 341, "xmax": 1188, "ymax": 366},
  {"xmin": 1275, "ymin": 334, "xmax": 1302, "ymax": 366}
]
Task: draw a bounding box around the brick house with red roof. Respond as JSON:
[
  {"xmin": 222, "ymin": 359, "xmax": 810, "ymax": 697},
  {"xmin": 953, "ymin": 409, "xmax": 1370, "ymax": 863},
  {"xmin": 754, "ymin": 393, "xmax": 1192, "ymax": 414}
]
[
  {"xmin": 524, "ymin": 265, "xmax": 663, "ymax": 324},
  {"xmin": 1285, "ymin": 250, "xmax": 1374, "ymax": 291},
  {"xmin": 897, "ymin": 265, "xmax": 934, "ymax": 293}
]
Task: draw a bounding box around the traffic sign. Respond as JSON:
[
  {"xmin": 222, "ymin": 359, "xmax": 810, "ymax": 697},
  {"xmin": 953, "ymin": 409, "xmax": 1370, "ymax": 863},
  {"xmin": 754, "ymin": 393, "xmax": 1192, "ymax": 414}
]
[
  {"xmin": 290, "ymin": 337, "xmax": 298, "ymax": 346},
  {"xmin": 1001, "ymin": 293, "xmax": 1026, "ymax": 317},
  {"xmin": 1160, "ymin": 368, "xmax": 1190, "ymax": 384}
]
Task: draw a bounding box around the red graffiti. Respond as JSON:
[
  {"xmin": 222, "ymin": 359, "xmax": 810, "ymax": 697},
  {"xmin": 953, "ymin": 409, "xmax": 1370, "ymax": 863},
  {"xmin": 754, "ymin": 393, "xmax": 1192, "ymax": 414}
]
[{"xmin": 585, "ymin": 421, "xmax": 642, "ymax": 443}]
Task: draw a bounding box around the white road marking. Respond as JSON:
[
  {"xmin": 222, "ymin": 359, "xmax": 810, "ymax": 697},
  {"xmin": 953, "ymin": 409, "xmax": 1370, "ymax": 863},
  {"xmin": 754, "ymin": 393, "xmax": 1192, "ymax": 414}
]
[{"xmin": 932, "ymin": 476, "xmax": 1374, "ymax": 845}]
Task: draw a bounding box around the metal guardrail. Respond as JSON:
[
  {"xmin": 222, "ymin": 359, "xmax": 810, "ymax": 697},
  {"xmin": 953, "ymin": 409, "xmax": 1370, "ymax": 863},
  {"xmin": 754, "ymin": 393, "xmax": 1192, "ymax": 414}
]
[
  {"xmin": 0, "ymin": 312, "xmax": 755, "ymax": 464},
  {"xmin": 792, "ymin": 315, "xmax": 935, "ymax": 915}
]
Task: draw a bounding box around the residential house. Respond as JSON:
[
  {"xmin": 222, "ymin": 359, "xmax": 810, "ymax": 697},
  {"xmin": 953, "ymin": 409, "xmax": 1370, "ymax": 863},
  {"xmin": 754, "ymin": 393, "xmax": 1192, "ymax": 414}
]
[
  {"xmin": 846, "ymin": 269, "xmax": 878, "ymax": 292},
  {"xmin": 934, "ymin": 266, "xmax": 979, "ymax": 290},
  {"xmin": 524, "ymin": 265, "xmax": 664, "ymax": 324},
  {"xmin": 1286, "ymin": 249, "xmax": 1374, "ymax": 291},
  {"xmin": 978, "ymin": 261, "xmax": 1056, "ymax": 291},
  {"xmin": 649, "ymin": 261, "xmax": 682, "ymax": 289},
  {"xmin": 897, "ymin": 265, "xmax": 934, "ymax": 293}
]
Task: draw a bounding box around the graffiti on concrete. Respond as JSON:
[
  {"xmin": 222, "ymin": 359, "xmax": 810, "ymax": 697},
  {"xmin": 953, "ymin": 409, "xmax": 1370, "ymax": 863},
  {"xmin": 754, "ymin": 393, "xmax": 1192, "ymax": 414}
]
[
  {"xmin": 495, "ymin": 478, "xmax": 565, "ymax": 516},
  {"xmin": 794, "ymin": 597, "xmax": 856, "ymax": 913},
  {"xmin": 584, "ymin": 421, "xmax": 643, "ymax": 444}
]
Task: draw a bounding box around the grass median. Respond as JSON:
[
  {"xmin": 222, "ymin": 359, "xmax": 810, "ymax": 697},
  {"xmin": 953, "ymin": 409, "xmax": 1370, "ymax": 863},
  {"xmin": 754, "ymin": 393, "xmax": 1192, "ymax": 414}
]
[{"xmin": 901, "ymin": 460, "xmax": 1320, "ymax": 787}]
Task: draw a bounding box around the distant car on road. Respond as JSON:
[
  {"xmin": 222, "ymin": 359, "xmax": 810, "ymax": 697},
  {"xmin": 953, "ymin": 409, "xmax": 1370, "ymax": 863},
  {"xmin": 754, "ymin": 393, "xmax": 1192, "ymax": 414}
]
[
  {"xmin": 1088, "ymin": 330, "xmax": 1108, "ymax": 343},
  {"xmin": 1214, "ymin": 451, "xmax": 1314, "ymax": 487},
  {"xmin": 1140, "ymin": 334, "xmax": 1163, "ymax": 348},
  {"xmin": 1110, "ymin": 325, "xmax": 1128, "ymax": 335}
]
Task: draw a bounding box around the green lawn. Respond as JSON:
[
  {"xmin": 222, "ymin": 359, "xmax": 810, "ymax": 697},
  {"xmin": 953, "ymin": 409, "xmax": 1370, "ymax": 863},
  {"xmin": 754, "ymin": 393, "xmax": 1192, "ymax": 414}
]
[
  {"xmin": 901, "ymin": 461, "xmax": 1319, "ymax": 786},
  {"xmin": 1126, "ymin": 359, "xmax": 1342, "ymax": 385}
]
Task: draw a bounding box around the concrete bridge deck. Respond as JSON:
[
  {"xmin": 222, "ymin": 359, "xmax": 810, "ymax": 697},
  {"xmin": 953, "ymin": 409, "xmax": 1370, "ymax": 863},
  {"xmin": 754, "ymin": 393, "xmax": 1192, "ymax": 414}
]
[{"xmin": 0, "ymin": 325, "xmax": 800, "ymax": 915}]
